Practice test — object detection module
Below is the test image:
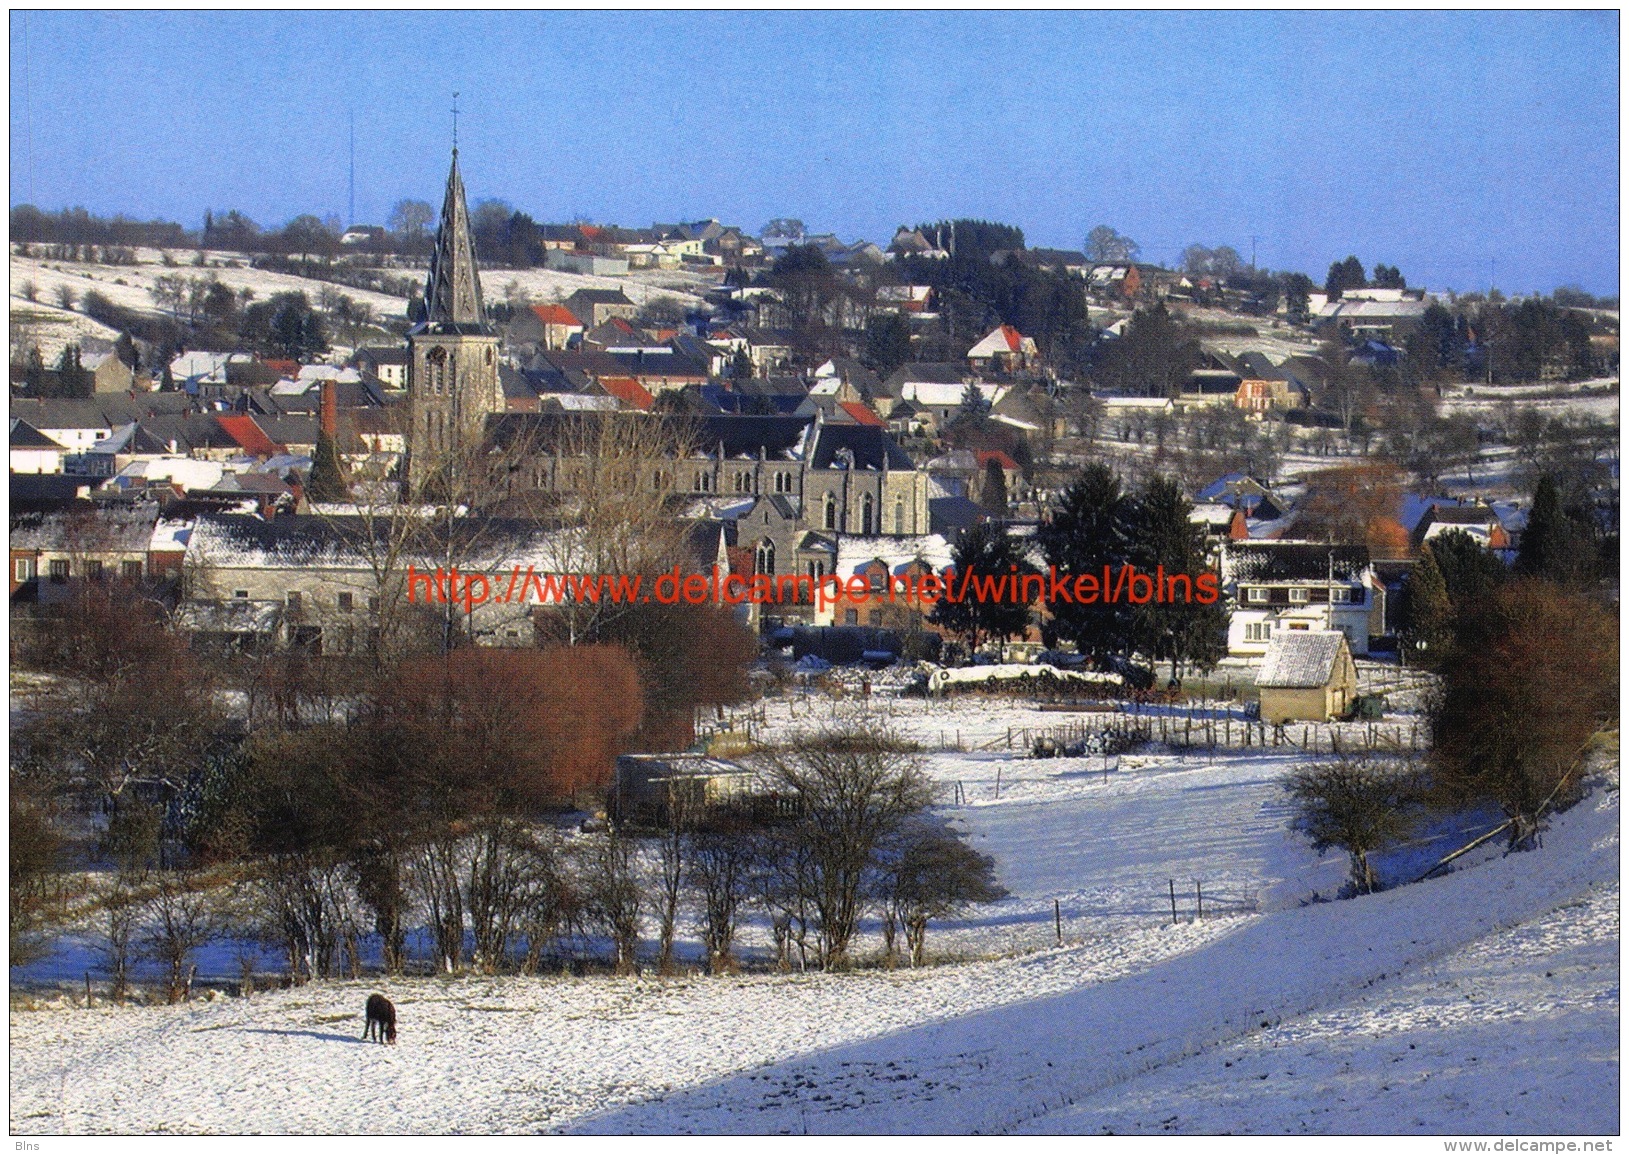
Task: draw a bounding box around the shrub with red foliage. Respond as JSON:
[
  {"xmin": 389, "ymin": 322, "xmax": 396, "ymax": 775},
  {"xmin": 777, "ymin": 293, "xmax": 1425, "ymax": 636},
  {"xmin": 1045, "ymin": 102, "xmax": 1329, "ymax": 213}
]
[
  {"xmin": 1431, "ymin": 578, "xmax": 1617, "ymax": 845},
  {"xmin": 378, "ymin": 644, "xmax": 643, "ymax": 812}
]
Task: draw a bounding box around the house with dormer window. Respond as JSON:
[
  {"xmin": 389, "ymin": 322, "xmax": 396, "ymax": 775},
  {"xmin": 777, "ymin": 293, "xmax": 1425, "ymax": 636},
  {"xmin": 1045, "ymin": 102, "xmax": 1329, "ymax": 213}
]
[{"xmin": 1220, "ymin": 540, "xmax": 1383, "ymax": 656}]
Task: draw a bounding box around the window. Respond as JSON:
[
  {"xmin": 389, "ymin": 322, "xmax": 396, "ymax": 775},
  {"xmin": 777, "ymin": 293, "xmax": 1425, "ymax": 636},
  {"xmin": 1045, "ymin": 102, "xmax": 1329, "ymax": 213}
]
[
  {"xmin": 806, "ymin": 560, "xmax": 824, "ymax": 580},
  {"xmin": 755, "ymin": 540, "xmax": 775, "ymax": 577},
  {"xmin": 368, "ymin": 595, "xmax": 380, "ymax": 613},
  {"xmin": 774, "ymin": 471, "xmax": 792, "ymax": 494},
  {"xmin": 868, "ymin": 610, "xmax": 884, "ymax": 627},
  {"xmin": 1330, "ymin": 586, "xmax": 1353, "ymax": 604},
  {"xmin": 823, "ymin": 493, "xmax": 836, "ymax": 530},
  {"xmin": 122, "ymin": 560, "xmax": 142, "ymax": 582},
  {"xmin": 1246, "ymin": 586, "xmax": 1268, "ymax": 603},
  {"xmin": 843, "ymin": 609, "xmax": 859, "ymax": 626},
  {"xmin": 338, "ymin": 592, "xmax": 354, "ymax": 612},
  {"xmin": 861, "ymin": 493, "xmax": 874, "ymax": 536},
  {"xmin": 14, "ymin": 559, "xmax": 32, "ymax": 583},
  {"xmin": 894, "ymin": 500, "xmax": 905, "ymax": 535},
  {"xmin": 286, "ymin": 591, "xmax": 303, "ymax": 611},
  {"xmin": 86, "ymin": 560, "xmax": 105, "ymax": 581},
  {"xmin": 734, "ymin": 471, "xmax": 752, "ymax": 493},
  {"xmin": 234, "ymin": 589, "xmax": 249, "ymax": 600},
  {"xmin": 695, "ymin": 470, "xmax": 712, "ymax": 492},
  {"xmin": 48, "ymin": 560, "xmax": 69, "ymax": 583},
  {"xmin": 1244, "ymin": 621, "xmax": 1273, "ymax": 642},
  {"xmin": 1288, "ymin": 587, "xmax": 1310, "ymax": 604}
]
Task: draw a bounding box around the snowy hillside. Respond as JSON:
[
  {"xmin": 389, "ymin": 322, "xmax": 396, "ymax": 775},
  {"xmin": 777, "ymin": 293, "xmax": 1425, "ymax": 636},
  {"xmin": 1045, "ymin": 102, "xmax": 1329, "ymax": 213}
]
[
  {"xmin": 8, "ymin": 249, "xmax": 715, "ymax": 362},
  {"xmin": 9, "ymin": 710, "xmax": 1617, "ymax": 1135}
]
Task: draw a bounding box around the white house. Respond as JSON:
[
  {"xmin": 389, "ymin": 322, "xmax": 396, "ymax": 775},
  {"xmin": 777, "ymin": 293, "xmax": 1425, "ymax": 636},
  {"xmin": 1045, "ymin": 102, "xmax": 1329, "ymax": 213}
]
[{"xmin": 1221, "ymin": 540, "xmax": 1383, "ymax": 657}]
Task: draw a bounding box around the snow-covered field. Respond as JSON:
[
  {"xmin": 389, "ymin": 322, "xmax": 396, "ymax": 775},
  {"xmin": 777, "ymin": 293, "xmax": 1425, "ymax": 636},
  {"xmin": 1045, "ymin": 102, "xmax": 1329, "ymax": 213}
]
[
  {"xmin": 9, "ymin": 690, "xmax": 1618, "ymax": 1136},
  {"xmin": 9, "ymin": 249, "xmax": 715, "ymax": 361}
]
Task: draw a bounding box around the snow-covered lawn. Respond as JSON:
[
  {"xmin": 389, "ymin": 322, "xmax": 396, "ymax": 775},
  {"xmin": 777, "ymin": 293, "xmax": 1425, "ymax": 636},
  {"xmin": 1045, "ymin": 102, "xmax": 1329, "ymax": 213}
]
[{"xmin": 9, "ymin": 694, "xmax": 1617, "ymax": 1135}]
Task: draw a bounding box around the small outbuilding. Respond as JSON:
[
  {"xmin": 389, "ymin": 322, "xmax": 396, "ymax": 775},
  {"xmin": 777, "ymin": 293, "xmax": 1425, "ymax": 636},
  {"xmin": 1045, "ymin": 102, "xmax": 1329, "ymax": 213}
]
[
  {"xmin": 1255, "ymin": 629, "xmax": 1358, "ymax": 724},
  {"xmin": 610, "ymin": 753, "xmax": 758, "ymax": 826}
]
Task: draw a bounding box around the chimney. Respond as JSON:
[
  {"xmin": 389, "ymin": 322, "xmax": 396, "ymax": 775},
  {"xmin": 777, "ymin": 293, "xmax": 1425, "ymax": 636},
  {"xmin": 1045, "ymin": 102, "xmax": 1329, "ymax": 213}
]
[{"xmin": 320, "ymin": 380, "xmax": 338, "ymax": 439}]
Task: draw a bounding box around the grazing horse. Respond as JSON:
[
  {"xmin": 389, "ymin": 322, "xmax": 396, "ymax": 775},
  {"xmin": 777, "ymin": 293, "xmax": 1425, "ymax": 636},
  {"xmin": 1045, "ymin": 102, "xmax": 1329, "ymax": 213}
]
[{"xmin": 363, "ymin": 993, "xmax": 397, "ymax": 1045}]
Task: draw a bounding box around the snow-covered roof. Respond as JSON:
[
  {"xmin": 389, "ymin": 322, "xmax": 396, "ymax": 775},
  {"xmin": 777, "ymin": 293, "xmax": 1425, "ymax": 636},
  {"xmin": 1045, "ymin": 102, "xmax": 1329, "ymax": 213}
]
[
  {"xmin": 1189, "ymin": 502, "xmax": 1235, "ymax": 526},
  {"xmin": 550, "ymin": 394, "xmax": 621, "ymax": 412},
  {"xmin": 832, "ymin": 534, "xmax": 955, "ymax": 577},
  {"xmin": 1256, "ymin": 630, "xmax": 1348, "ymax": 688},
  {"xmin": 901, "ymin": 381, "xmax": 1009, "ymax": 409}
]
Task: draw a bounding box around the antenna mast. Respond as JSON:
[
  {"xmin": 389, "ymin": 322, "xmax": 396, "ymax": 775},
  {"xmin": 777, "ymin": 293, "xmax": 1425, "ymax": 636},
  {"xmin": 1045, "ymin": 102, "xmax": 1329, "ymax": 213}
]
[{"xmin": 347, "ymin": 109, "xmax": 355, "ymax": 229}]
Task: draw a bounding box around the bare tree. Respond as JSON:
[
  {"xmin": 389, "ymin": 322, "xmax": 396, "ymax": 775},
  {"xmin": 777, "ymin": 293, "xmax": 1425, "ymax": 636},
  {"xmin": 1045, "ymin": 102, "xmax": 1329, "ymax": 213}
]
[
  {"xmin": 1285, "ymin": 758, "xmax": 1420, "ymax": 895},
  {"xmin": 761, "ymin": 726, "xmax": 933, "ymax": 969},
  {"xmin": 875, "ymin": 818, "xmax": 1006, "ymax": 967},
  {"xmin": 653, "ymin": 784, "xmax": 693, "ymax": 975},
  {"xmin": 578, "ymin": 826, "xmax": 644, "ymax": 974},
  {"xmin": 688, "ymin": 818, "xmax": 755, "ymax": 974},
  {"xmin": 144, "ymin": 872, "xmax": 218, "ymax": 1003}
]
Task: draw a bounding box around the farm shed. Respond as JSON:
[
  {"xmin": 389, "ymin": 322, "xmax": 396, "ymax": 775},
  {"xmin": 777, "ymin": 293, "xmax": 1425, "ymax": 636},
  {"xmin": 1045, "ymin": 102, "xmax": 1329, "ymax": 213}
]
[
  {"xmin": 611, "ymin": 754, "xmax": 758, "ymax": 825},
  {"xmin": 1255, "ymin": 629, "xmax": 1357, "ymax": 724}
]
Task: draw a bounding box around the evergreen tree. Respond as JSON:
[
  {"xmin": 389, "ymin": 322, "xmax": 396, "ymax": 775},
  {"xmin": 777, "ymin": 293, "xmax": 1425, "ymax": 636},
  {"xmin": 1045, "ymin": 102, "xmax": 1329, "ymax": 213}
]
[
  {"xmin": 50, "ymin": 344, "xmax": 93, "ymax": 398},
  {"xmin": 22, "ymin": 346, "xmax": 47, "ymax": 395},
  {"xmin": 929, "ymin": 520, "xmax": 1037, "ymax": 658},
  {"xmin": 1428, "ymin": 529, "xmax": 1509, "ymax": 611},
  {"xmin": 1126, "ymin": 475, "xmax": 1227, "ymax": 681},
  {"xmin": 1516, "ymin": 474, "xmax": 1592, "ymax": 586},
  {"xmin": 980, "ymin": 457, "xmax": 1008, "ymax": 515},
  {"xmin": 1399, "ymin": 547, "xmax": 1453, "ymax": 669},
  {"xmin": 729, "ymin": 349, "xmax": 754, "ymax": 382},
  {"xmin": 114, "ymin": 331, "xmax": 139, "ymax": 370},
  {"xmin": 1037, "ymin": 463, "xmax": 1136, "ymax": 661},
  {"xmin": 1089, "ymin": 304, "xmax": 1200, "ymax": 399},
  {"xmin": 958, "ymin": 381, "xmax": 991, "ymax": 421},
  {"xmin": 862, "ymin": 313, "xmax": 913, "ymax": 380},
  {"xmin": 306, "ymin": 430, "xmax": 348, "ymax": 503},
  {"xmin": 1324, "ymin": 255, "xmax": 1367, "ymax": 301}
]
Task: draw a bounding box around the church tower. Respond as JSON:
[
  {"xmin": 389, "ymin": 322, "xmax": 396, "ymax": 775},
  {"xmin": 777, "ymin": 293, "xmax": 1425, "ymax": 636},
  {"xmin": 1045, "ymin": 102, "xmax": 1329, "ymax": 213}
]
[{"xmin": 406, "ymin": 147, "xmax": 502, "ymax": 494}]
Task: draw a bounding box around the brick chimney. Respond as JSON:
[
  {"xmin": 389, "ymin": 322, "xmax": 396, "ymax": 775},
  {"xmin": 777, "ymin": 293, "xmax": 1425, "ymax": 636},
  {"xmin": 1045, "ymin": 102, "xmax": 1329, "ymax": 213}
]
[{"xmin": 320, "ymin": 379, "xmax": 338, "ymax": 439}]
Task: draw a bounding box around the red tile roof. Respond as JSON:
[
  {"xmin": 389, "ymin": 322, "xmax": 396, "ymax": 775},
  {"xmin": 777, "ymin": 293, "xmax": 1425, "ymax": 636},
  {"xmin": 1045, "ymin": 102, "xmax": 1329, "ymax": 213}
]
[
  {"xmin": 598, "ymin": 376, "xmax": 654, "ymax": 411},
  {"xmin": 532, "ymin": 304, "xmax": 582, "ymax": 327},
  {"xmin": 215, "ymin": 415, "xmax": 284, "ymax": 456},
  {"xmin": 838, "ymin": 401, "xmax": 885, "ymax": 427}
]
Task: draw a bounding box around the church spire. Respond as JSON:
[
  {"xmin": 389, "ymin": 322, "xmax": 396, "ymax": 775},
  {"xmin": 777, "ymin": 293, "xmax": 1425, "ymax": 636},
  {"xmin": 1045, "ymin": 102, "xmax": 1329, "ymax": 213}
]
[{"xmin": 421, "ymin": 147, "xmax": 487, "ymax": 332}]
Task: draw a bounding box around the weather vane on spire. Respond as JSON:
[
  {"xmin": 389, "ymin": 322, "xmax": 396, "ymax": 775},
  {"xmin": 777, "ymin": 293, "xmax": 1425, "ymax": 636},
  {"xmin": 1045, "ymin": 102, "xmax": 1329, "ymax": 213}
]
[{"xmin": 452, "ymin": 91, "xmax": 460, "ymax": 154}]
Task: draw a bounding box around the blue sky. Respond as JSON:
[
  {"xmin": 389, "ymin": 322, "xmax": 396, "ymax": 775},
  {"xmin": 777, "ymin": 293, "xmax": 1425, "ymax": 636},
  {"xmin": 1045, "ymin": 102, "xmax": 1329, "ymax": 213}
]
[{"xmin": 9, "ymin": 10, "xmax": 1620, "ymax": 295}]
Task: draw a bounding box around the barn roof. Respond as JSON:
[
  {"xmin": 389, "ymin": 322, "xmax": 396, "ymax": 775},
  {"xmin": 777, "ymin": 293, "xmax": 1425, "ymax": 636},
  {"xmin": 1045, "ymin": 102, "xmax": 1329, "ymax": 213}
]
[{"xmin": 1256, "ymin": 630, "xmax": 1349, "ymax": 689}]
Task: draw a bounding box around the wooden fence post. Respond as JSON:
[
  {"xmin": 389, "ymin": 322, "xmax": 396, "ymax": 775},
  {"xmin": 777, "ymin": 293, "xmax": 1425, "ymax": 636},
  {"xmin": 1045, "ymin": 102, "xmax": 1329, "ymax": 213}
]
[
  {"xmin": 1169, "ymin": 879, "xmax": 1178, "ymax": 926},
  {"xmin": 1054, "ymin": 898, "xmax": 1063, "ymax": 947}
]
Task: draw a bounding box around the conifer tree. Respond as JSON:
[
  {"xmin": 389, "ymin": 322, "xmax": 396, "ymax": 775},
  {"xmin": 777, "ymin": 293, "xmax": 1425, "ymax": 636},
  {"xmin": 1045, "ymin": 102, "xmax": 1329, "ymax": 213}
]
[
  {"xmin": 1038, "ymin": 463, "xmax": 1135, "ymax": 661},
  {"xmin": 1516, "ymin": 474, "xmax": 1591, "ymax": 586},
  {"xmin": 306, "ymin": 430, "xmax": 348, "ymax": 503},
  {"xmin": 1400, "ymin": 546, "xmax": 1452, "ymax": 669},
  {"xmin": 929, "ymin": 520, "xmax": 1037, "ymax": 658},
  {"xmin": 1127, "ymin": 475, "xmax": 1227, "ymax": 681}
]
